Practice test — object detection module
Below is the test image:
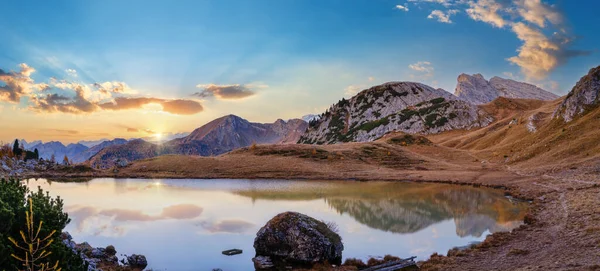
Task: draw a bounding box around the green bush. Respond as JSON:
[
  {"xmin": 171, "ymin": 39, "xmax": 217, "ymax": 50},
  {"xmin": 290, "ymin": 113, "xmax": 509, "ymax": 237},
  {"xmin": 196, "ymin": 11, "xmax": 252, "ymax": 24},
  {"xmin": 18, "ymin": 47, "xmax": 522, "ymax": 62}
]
[{"xmin": 0, "ymin": 179, "xmax": 87, "ymax": 271}]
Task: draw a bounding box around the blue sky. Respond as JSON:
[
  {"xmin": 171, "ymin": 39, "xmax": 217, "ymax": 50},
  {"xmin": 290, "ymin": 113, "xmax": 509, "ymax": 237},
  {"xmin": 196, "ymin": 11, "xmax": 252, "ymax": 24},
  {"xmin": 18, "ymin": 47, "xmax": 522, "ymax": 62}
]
[{"xmin": 1, "ymin": 0, "xmax": 599, "ymax": 142}]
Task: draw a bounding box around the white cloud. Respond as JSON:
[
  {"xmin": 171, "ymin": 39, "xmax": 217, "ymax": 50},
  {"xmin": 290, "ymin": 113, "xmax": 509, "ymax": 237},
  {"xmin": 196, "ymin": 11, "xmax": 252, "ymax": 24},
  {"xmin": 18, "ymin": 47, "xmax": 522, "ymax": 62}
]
[
  {"xmin": 404, "ymin": 0, "xmax": 589, "ymax": 80},
  {"xmin": 515, "ymin": 0, "xmax": 562, "ymax": 28},
  {"xmin": 466, "ymin": 0, "xmax": 508, "ymax": 28},
  {"xmin": 428, "ymin": 9, "xmax": 459, "ymax": 23},
  {"xmin": 66, "ymin": 69, "xmax": 78, "ymax": 77},
  {"xmin": 368, "ymin": 76, "xmax": 375, "ymax": 82},
  {"xmin": 409, "ymin": 61, "xmax": 434, "ymax": 73},
  {"xmin": 408, "ymin": 0, "xmax": 454, "ymax": 7},
  {"xmin": 395, "ymin": 4, "xmax": 409, "ymax": 11}
]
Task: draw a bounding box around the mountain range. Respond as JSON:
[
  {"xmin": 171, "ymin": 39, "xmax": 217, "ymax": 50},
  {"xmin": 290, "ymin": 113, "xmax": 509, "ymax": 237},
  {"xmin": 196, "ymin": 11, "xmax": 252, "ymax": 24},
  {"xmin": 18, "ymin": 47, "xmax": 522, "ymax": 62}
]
[
  {"xmin": 88, "ymin": 115, "xmax": 308, "ymax": 168},
  {"xmin": 19, "ymin": 69, "xmax": 599, "ymax": 168}
]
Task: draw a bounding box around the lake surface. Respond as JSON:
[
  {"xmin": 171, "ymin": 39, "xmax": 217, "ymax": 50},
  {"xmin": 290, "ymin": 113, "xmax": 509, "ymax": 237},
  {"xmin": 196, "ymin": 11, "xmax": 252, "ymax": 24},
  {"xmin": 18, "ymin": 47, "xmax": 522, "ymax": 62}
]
[{"xmin": 25, "ymin": 178, "xmax": 528, "ymax": 270}]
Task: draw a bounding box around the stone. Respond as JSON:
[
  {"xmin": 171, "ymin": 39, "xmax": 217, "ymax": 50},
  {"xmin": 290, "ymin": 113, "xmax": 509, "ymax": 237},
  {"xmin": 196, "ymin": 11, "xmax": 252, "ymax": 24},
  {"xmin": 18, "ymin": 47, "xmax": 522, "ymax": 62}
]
[
  {"xmin": 254, "ymin": 212, "xmax": 344, "ymax": 267},
  {"xmin": 105, "ymin": 245, "xmax": 117, "ymax": 256},
  {"xmin": 252, "ymin": 256, "xmax": 275, "ymax": 270},
  {"xmin": 126, "ymin": 254, "xmax": 148, "ymax": 269}
]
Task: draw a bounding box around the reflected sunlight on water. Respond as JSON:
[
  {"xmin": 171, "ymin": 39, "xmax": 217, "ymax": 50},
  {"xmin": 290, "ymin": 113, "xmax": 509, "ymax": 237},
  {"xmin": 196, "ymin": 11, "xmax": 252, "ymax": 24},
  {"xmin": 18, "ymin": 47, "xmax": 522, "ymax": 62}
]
[{"xmin": 25, "ymin": 178, "xmax": 528, "ymax": 270}]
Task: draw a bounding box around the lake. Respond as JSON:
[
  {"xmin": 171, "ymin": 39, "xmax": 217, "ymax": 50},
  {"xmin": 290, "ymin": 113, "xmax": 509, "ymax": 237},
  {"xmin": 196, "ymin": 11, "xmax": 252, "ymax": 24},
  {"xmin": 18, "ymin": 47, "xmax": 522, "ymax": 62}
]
[{"xmin": 25, "ymin": 178, "xmax": 528, "ymax": 270}]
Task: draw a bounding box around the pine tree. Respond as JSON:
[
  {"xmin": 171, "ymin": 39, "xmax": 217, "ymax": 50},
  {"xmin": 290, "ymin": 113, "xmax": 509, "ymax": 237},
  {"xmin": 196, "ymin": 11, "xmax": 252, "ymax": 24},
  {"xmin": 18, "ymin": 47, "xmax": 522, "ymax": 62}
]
[
  {"xmin": 34, "ymin": 148, "xmax": 39, "ymax": 160},
  {"xmin": 12, "ymin": 139, "xmax": 22, "ymax": 157},
  {"xmin": 62, "ymin": 155, "xmax": 69, "ymax": 166}
]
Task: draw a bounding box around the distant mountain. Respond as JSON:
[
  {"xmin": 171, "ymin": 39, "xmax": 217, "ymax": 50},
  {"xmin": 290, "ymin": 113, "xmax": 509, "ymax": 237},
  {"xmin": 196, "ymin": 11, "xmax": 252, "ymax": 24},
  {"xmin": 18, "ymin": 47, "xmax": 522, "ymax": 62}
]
[
  {"xmin": 19, "ymin": 139, "xmax": 42, "ymax": 150},
  {"xmin": 554, "ymin": 65, "xmax": 600, "ymax": 122},
  {"xmin": 298, "ymin": 82, "xmax": 491, "ymax": 144},
  {"xmin": 71, "ymin": 138, "xmax": 128, "ymax": 163},
  {"xmin": 77, "ymin": 139, "xmax": 110, "ymax": 148},
  {"xmin": 301, "ymin": 114, "xmax": 320, "ymax": 123},
  {"xmin": 141, "ymin": 132, "xmax": 190, "ymax": 143},
  {"xmin": 455, "ymin": 74, "xmax": 559, "ymax": 104},
  {"xmin": 90, "ymin": 115, "xmax": 308, "ymax": 168},
  {"xmin": 31, "ymin": 141, "xmax": 89, "ymax": 161}
]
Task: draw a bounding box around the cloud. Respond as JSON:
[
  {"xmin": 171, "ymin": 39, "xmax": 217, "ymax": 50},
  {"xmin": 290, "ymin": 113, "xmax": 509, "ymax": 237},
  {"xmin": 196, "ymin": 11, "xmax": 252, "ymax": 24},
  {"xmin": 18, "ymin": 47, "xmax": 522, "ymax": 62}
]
[
  {"xmin": 65, "ymin": 69, "xmax": 78, "ymax": 77},
  {"xmin": 193, "ymin": 83, "xmax": 261, "ymax": 99},
  {"xmin": 0, "ymin": 64, "xmax": 48, "ymax": 102},
  {"xmin": 126, "ymin": 127, "xmax": 139, "ymax": 132},
  {"xmin": 428, "ymin": 9, "xmax": 459, "ymax": 23},
  {"xmin": 99, "ymin": 97, "xmax": 204, "ymax": 115},
  {"xmin": 0, "ymin": 63, "xmax": 204, "ymax": 115},
  {"xmin": 407, "ymin": 0, "xmax": 454, "ymax": 7},
  {"xmin": 395, "ymin": 5, "xmax": 409, "ymax": 11},
  {"xmin": 507, "ymin": 22, "xmax": 590, "ymax": 80},
  {"xmin": 368, "ymin": 76, "xmax": 375, "ymax": 82},
  {"xmin": 409, "ymin": 61, "xmax": 434, "ymax": 73},
  {"xmin": 409, "ymin": 0, "xmax": 590, "ymax": 80},
  {"xmin": 466, "ymin": 0, "xmax": 508, "ymax": 28},
  {"xmin": 515, "ymin": 0, "xmax": 562, "ymax": 28}
]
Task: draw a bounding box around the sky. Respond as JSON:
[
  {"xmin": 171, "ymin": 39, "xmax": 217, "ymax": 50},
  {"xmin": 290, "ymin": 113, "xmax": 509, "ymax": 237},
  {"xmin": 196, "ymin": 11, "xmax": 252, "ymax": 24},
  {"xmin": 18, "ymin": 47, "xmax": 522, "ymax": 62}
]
[{"xmin": 1, "ymin": 0, "xmax": 599, "ymax": 143}]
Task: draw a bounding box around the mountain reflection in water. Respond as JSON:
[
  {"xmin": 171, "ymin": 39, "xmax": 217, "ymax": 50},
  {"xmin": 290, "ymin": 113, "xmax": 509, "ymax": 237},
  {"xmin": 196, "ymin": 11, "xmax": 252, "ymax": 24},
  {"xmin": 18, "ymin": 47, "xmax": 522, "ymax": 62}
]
[
  {"xmin": 27, "ymin": 178, "xmax": 527, "ymax": 270},
  {"xmin": 234, "ymin": 181, "xmax": 528, "ymax": 238}
]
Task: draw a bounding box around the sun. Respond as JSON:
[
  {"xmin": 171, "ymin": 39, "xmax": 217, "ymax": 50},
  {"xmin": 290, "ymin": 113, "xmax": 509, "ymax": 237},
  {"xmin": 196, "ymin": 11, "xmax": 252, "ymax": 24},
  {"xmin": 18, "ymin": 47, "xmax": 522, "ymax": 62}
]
[{"xmin": 154, "ymin": 133, "xmax": 163, "ymax": 140}]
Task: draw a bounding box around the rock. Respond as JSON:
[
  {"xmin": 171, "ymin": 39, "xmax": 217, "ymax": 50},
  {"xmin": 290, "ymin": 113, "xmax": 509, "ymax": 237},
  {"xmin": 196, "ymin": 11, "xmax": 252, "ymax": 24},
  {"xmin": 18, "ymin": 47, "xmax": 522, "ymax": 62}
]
[
  {"xmin": 126, "ymin": 254, "xmax": 148, "ymax": 269},
  {"xmin": 554, "ymin": 65, "xmax": 600, "ymax": 122},
  {"xmin": 254, "ymin": 212, "xmax": 344, "ymax": 267},
  {"xmin": 105, "ymin": 245, "xmax": 117, "ymax": 256},
  {"xmin": 252, "ymin": 256, "xmax": 275, "ymax": 270},
  {"xmin": 455, "ymin": 74, "xmax": 558, "ymax": 105},
  {"xmin": 91, "ymin": 248, "xmax": 105, "ymax": 258}
]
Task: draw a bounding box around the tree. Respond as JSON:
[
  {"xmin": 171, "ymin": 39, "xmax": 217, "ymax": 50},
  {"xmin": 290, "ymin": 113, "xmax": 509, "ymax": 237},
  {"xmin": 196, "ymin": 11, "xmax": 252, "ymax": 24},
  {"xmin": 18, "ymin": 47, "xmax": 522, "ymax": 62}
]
[
  {"xmin": 50, "ymin": 154, "xmax": 56, "ymax": 164},
  {"xmin": 12, "ymin": 139, "xmax": 22, "ymax": 157},
  {"xmin": 0, "ymin": 179, "xmax": 87, "ymax": 270},
  {"xmin": 34, "ymin": 149, "xmax": 39, "ymax": 160},
  {"xmin": 62, "ymin": 156, "xmax": 69, "ymax": 166}
]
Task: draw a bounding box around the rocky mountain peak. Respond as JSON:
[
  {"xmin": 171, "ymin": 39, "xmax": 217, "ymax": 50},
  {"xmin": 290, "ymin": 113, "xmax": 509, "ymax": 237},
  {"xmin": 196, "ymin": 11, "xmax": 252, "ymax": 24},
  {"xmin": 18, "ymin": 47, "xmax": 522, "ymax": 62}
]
[
  {"xmin": 299, "ymin": 81, "xmax": 492, "ymax": 144},
  {"xmin": 455, "ymin": 74, "xmax": 558, "ymax": 105},
  {"xmin": 554, "ymin": 65, "xmax": 600, "ymax": 122}
]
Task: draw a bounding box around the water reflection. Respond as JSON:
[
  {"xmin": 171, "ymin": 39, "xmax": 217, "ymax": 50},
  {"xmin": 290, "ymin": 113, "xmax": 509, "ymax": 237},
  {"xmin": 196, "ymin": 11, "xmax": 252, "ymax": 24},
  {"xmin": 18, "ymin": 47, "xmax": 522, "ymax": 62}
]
[
  {"xmin": 28, "ymin": 178, "xmax": 527, "ymax": 270},
  {"xmin": 235, "ymin": 181, "xmax": 528, "ymax": 237}
]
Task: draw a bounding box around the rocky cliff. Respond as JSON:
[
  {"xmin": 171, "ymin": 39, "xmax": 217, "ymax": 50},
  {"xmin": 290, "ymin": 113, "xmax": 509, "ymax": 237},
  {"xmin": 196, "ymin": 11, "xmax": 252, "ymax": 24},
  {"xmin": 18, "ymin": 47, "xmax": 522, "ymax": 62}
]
[
  {"xmin": 298, "ymin": 82, "xmax": 492, "ymax": 144},
  {"xmin": 455, "ymin": 74, "xmax": 559, "ymax": 104},
  {"xmin": 554, "ymin": 66, "xmax": 600, "ymax": 122}
]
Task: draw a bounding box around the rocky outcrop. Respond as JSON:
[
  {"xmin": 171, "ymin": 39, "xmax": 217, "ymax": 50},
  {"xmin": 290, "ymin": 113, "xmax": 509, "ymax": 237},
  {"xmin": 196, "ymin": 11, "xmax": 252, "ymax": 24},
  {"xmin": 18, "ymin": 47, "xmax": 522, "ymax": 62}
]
[
  {"xmin": 554, "ymin": 66, "xmax": 600, "ymax": 122},
  {"xmin": 455, "ymin": 74, "xmax": 559, "ymax": 104},
  {"xmin": 61, "ymin": 232, "xmax": 147, "ymax": 271},
  {"xmin": 298, "ymin": 82, "xmax": 492, "ymax": 144},
  {"xmin": 253, "ymin": 212, "xmax": 343, "ymax": 269}
]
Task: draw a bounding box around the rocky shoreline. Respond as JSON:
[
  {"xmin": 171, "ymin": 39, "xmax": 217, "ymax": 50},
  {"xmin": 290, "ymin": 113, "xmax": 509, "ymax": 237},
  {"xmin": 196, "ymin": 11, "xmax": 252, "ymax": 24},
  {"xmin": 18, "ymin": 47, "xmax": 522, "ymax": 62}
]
[{"xmin": 61, "ymin": 232, "xmax": 148, "ymax": 271}]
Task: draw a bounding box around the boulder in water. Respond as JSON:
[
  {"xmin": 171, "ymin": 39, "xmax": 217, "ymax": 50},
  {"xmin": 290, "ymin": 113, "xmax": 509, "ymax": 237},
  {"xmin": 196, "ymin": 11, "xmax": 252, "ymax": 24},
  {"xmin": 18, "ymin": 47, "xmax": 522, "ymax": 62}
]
[{"xmin": 253, "ymin": 212, "xmax": 343, "ymax": 268}]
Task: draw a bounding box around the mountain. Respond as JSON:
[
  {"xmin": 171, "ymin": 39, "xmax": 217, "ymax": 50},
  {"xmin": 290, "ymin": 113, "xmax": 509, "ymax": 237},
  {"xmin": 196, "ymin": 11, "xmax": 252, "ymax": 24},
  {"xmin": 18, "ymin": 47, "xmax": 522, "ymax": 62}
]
[
  {"xmin": 77, "ymin": 139, "xmax": 110, "ymax": 148},
  {"xmin": 19, "ymin": 139, "xmax": 42, "ymax": 150},
  {"xmin": 554, "ymin": 65, "xmax": 600, "ymax": 122},
  {"xmin": 140, "ymin": 132, "xmax": 190, "ymax": 143},
  {"xmin": 301, "ymin": 114, "xmax": 320, "ymax": 122},
  {"xmin": 298, "ymin": 82, "xmax": 492, "ymax": 144},
  {"xmin": 31, "ymin": 141, "xmax": 89, "ymax": 161},
  {"xmin": 455, "ymin": 74, "xmax": 559, "ymax": 104},
  {"xmin": 90, "ymin": 115, "xmax": 308, "ymax": 168},
  {"xmin": 71, "ymin": 138, "xmax": 128, "ymax": 163}
]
